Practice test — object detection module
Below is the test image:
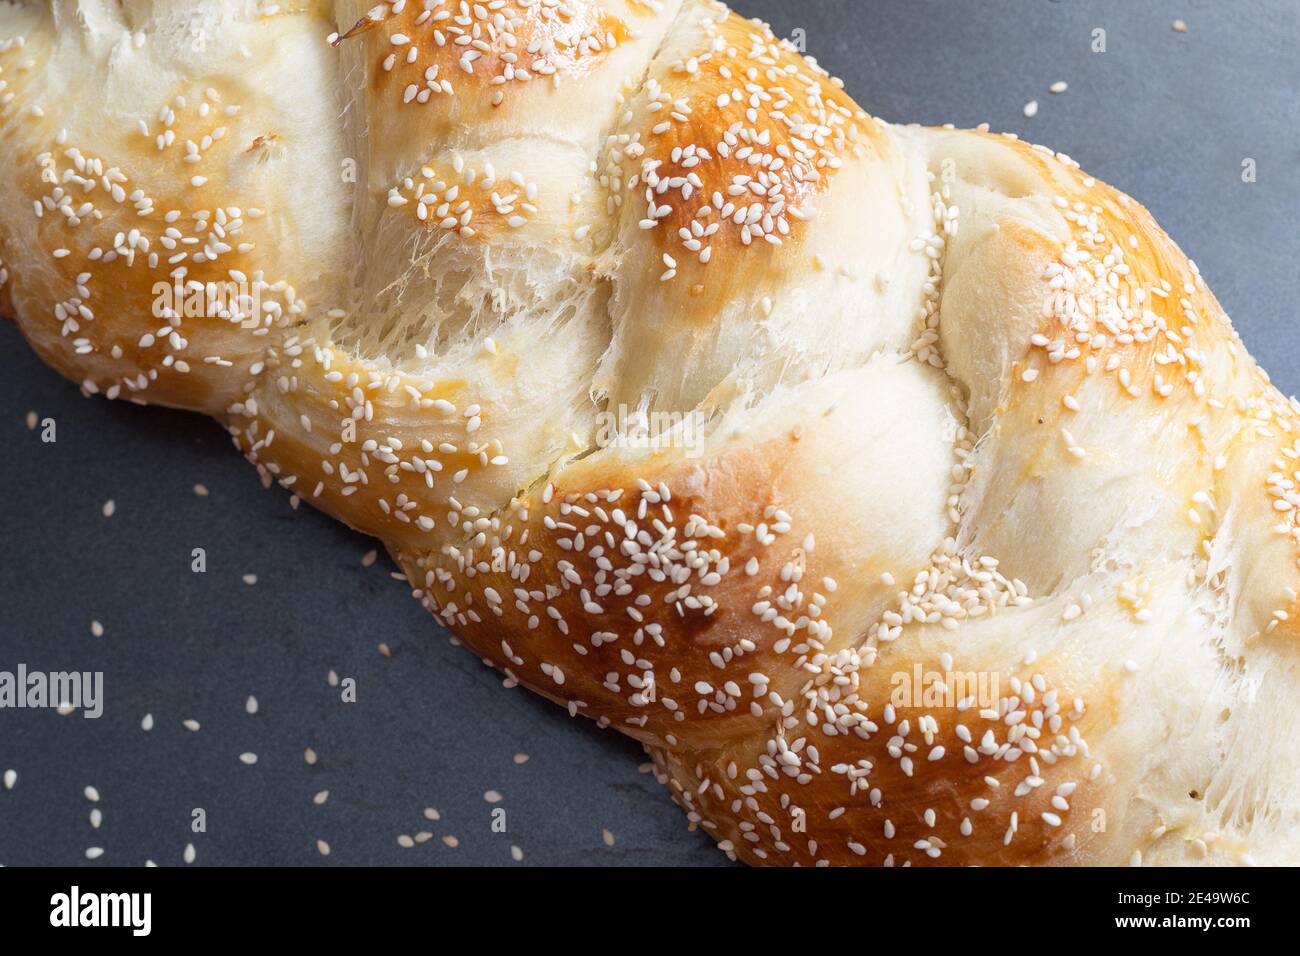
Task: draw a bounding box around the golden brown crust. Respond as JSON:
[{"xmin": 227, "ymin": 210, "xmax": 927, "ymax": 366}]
[
  {"xmin": 1, "ymin": 9, "xmax": 349, "ymax": 415},
  {"xmin": 339, "ymin": 0, "xmax": 640, "ymax": 104},
  {"xmin": 647, "ymin": 668, "xmax": 1113, "ymax": 867},
  {"xmin": 944, "ymin": 131, "xmax": 1300, "ymax": 624},
  {"xmin": 392, "ymin": 428, "xmax": 887, "ymax": 748},
  {"xmin": 615, "ymin": 10, "xmax": 878, "ymax": 260}
]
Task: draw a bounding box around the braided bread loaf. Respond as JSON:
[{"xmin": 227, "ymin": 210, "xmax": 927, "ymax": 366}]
[{"xmin": 2, "ymin": 0, "xmax": 1297, "ymax": 866}]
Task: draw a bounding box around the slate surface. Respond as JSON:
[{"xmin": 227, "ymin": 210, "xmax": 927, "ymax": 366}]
[{"xmin": 0, "ymin": 1, "xmax": 1295, "ymax": 867}]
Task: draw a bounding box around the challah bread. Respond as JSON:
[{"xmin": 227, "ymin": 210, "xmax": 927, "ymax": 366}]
[{"xmin": 1, "ymin": 0, "xmax": 1297, "ymax": 866}]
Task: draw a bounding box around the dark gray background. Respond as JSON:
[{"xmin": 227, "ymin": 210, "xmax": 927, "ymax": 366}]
[{"xmin": 1, "ymin": 1, "xmax": 1295, "ymax": 867}]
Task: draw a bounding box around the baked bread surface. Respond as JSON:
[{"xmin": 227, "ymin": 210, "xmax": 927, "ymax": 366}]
[{"xmin": 1, "ymin": 0, "xmax": 1297, "ymax": 866}]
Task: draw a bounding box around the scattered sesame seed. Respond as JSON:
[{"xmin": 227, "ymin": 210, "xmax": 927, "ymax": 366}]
[
  {"xmin": 101, "ymin": 500, "xmax": 115, "ymax": 517},
  {"xmin": 602, "ymin": 828, "xmax": 615, "ymax": 847},
  {"xmin": 1023, "ymin": 100, "xmax": 1039, "ymax": 118},
  {"xmin": 1049, "ymin": 81, "xmax": 1068, "ymax": 94},
  {"xmin": 239, "ymin": 752, "xmax": 258, "ymax": 765},
  {"xmin": 313, "ymin": 790, "xmax": 329, "ymax": 806},
  {"xmin": 141, "ymin": 713, "xmax": 154, "ymax": 731},
  {"xmin": 183, "ymin": 719, "xmax": 200, "ymax": 732},
  {"xmin": 183, "ymin": 843, "xmax": 196, "ymax": 864},
  {"xmin": 3, "ymin": 769, "xmax": 15, "ymax": 790},
  {"xmin": 245, "ymin": 695, "xmax": 258, "ymax": 715},
  {"xmin": 316, "ymin": 839, "xmax": 331, "ymax": 856},
  {"xmin": 90, "ymin": 620, "xmax": 104, "ymax": 637}
]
